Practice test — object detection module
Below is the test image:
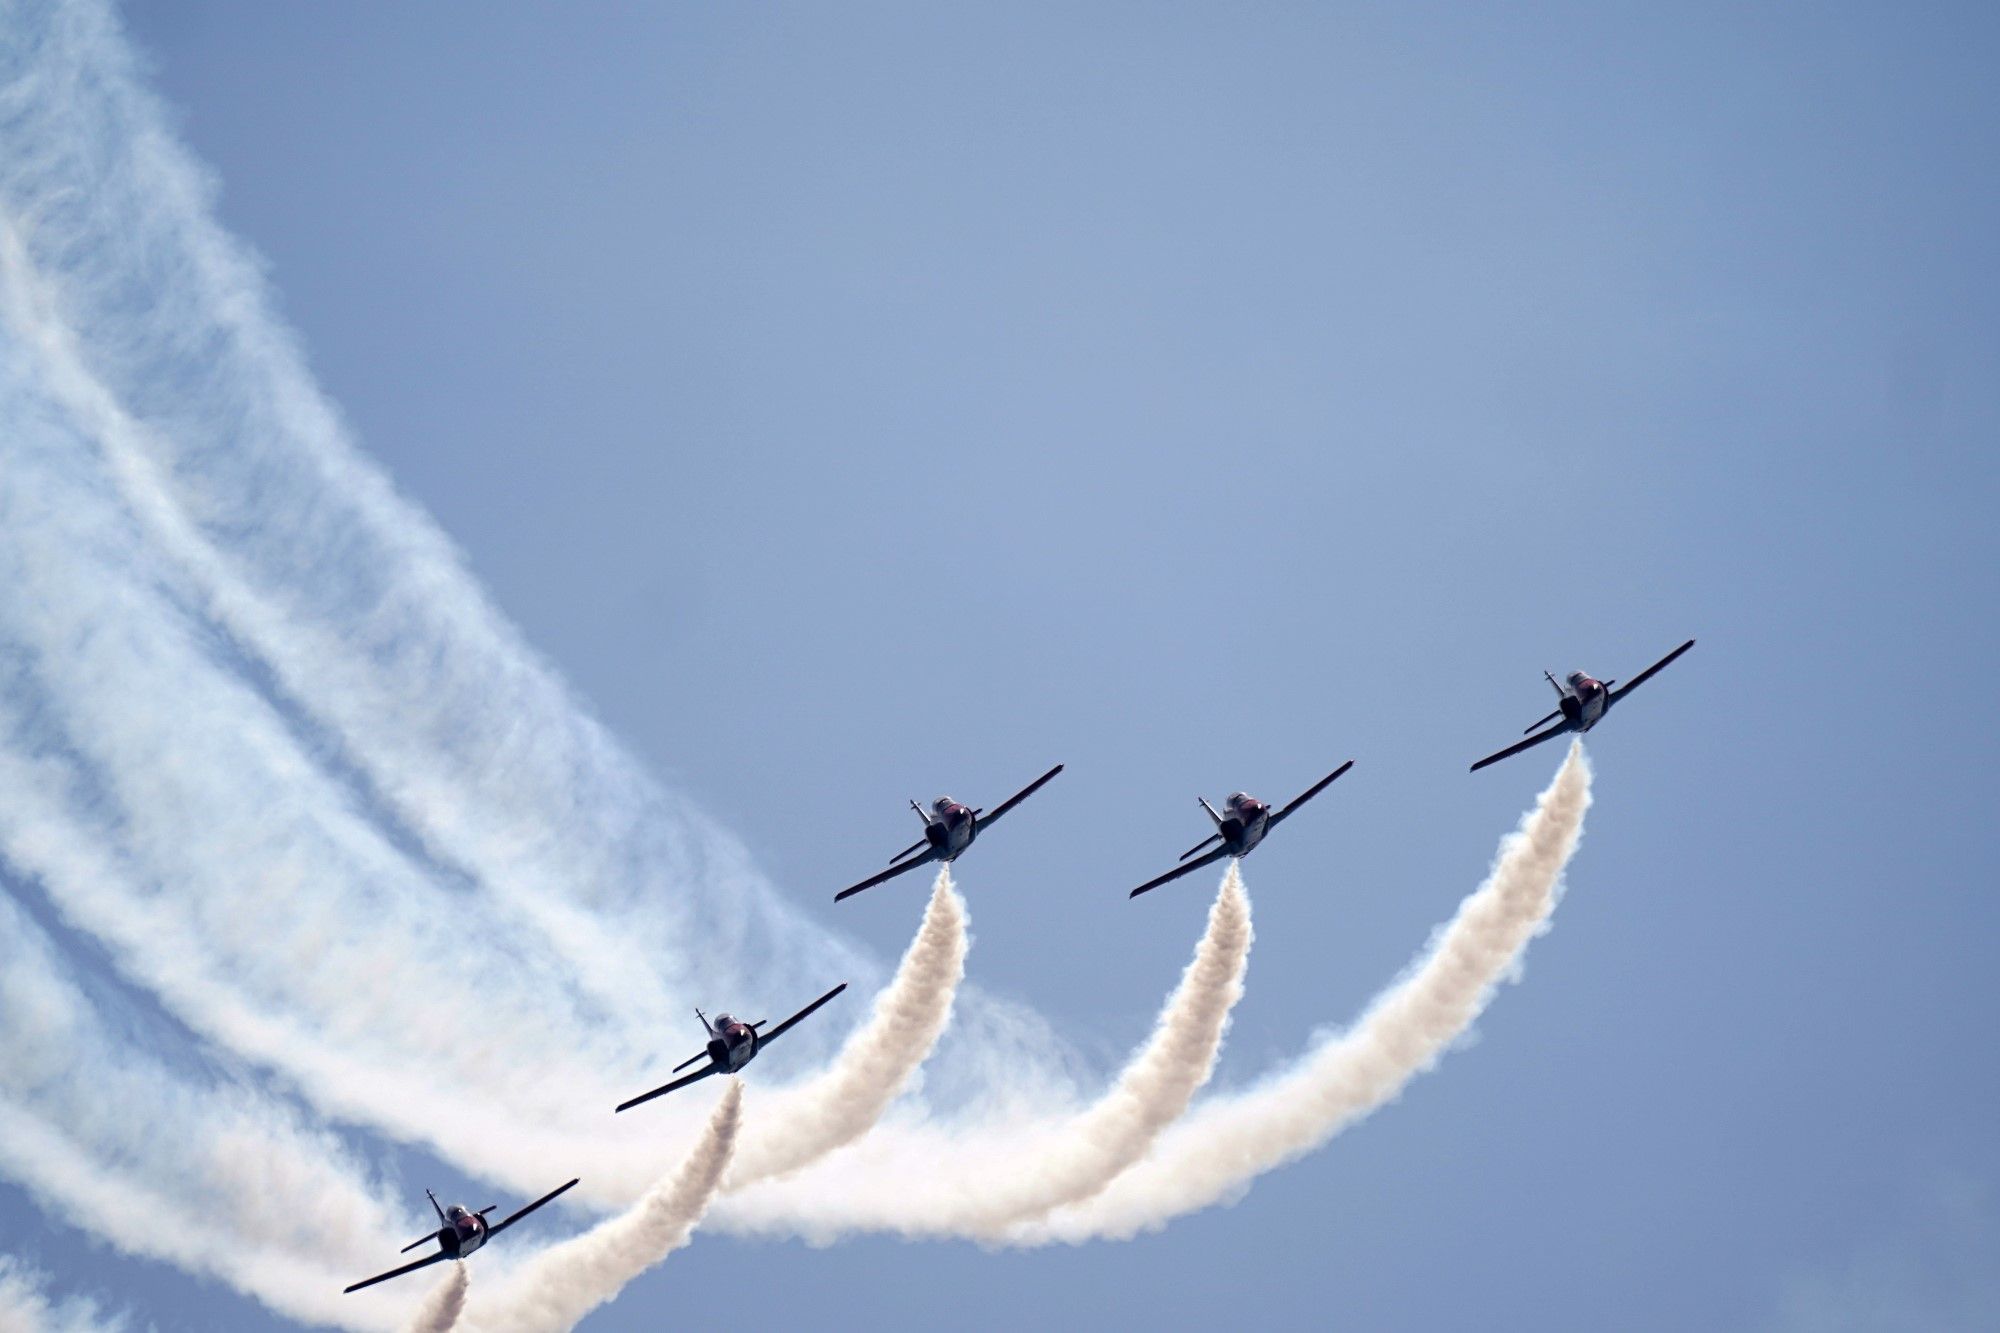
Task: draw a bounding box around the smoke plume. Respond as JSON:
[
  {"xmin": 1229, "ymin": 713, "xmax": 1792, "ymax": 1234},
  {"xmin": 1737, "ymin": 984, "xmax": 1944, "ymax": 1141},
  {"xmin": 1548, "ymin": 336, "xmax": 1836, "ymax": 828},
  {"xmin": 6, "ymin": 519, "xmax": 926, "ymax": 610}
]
[
  {"xmin": 464, "ymin": 1081, "xmax": 743, "ymax": 1333},
  {"xmin": 727, "ymin": 870, "xmax": 967, "ymax": 1189},
  {"xmin": 403, "ymin": 1265, "xmax": 469, "ymax": 1333},
  {"xmin": 722, "ymin": 865, "xmax": 1252, "ymax": 1241},
  {"xmin": 1036, "ymin": 743, "xmax": 1592, "ymax": 1241}
]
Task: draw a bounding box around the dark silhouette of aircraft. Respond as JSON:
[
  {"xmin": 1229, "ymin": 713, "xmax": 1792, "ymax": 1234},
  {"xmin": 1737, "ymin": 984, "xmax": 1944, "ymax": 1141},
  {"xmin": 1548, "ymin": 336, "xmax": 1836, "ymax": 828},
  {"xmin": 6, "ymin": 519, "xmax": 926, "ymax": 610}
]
[
  {"xmin": 1469, "ymin": 639, "xmax": 1695, "ymax": 773},
  {"xmin": 343, "ymin": 1178, "xmax": 578, "ymax": 1293},
  {"xmin": 833, "ymin": 764, "xmax": 1064, "ymax": 902},
  {"xmin": 615, "ymin": 982, "xmax": 848, "ymax": 1112},
  {"xmin": 1129, "ymin": 761, "xmax": 1354, "ymax": 899}
]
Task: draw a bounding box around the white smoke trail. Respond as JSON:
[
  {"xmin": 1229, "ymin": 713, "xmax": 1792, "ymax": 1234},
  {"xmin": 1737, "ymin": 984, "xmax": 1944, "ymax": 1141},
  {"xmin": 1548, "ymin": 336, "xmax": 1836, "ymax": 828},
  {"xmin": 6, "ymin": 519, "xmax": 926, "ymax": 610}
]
[
  {"xmin": 726, "ymin": 870, "xmax": 966, "ymax": 1190},
  {"xmin": 1033, "ymin": 743, "xmax": 1593, "ymax": 1241},
  {"xmin": 404, "ymin": 1265, "xmax": 470, "ymax": 1333},
  {"xmin": 464, "ymin": 1082, "xmax": 743, "ymax": 1333},
  {"xmin": 719, "ymin": 866, "xmax": 1251, "ymax": 1241},
  {"xmin": 0, "ymin": 884, "xmax": 412, "ymax": 1332},
  {"xmin": 957, "ymin": 864, "xmax": 1252, "ymax": 1236}
]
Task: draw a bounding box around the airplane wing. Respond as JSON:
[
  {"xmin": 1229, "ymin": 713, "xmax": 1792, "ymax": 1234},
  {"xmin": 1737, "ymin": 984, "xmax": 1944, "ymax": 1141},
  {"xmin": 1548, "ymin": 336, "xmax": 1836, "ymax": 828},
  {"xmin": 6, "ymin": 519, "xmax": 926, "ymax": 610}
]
[
  {"xmin": 1607, "ymin": 638, "xmax": 1696, "ymax": 704},
  {"xmin": 486, "ymin": 1178, "xmax": 580, "ymax": 1238},
  {"xmin": 343, "ymin": 1249, "xmax": 449, "ymax": 1294},
  {"xmin": 834, "ymin": 850, "xmax": 937, "ymax": 902},
  {"xmin": 1178, "ymin": 832, "xmax": 1223, "ymax": 862},
  {"xmin": 1469, "ymin": 721, "xmax": 1571, "ymax": 773},
  {"xmin": 757, "ymin": 982, "xmax": 849, "ymax": 1047},
  {"xmin": 616, "ymin": 1061, "xmax": 720, "ymax": 1113},
  {"xmin": 1268, "ymin": 760, "xmax": 1355, "ymax": 827},
  {"xmin": 1129, "ymin": 845, "xmax": 1232, "ymax": 899},
  {"xmin": 972, "ymin": 763, "xmax": 1064, "ymax": 832}
]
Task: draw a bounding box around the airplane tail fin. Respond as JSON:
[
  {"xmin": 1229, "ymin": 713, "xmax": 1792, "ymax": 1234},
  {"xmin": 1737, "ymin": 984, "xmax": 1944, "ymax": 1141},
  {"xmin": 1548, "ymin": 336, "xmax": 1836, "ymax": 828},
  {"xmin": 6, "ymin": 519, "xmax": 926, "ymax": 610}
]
[
  {"xmin": 1198, "ymin": 796, "xmax": 1223, "ymax": 827},
  {"xmin": 696, "ymin": 1007, "xmax": 712, "ymax": 1036},
  {"xmin": 1544, "ymin": 670, "xmax": 1563, "ymax": 695},
  {"xmin": 426, "ymin": 1189, "xmax": 446, "ymax": 1226}
]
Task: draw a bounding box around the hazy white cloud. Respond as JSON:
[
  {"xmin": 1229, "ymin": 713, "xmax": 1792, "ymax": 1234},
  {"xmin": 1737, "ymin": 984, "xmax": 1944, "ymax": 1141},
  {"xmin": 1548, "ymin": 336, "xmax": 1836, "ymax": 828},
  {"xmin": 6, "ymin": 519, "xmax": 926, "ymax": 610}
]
[
  {"xmin": 0, "ymin": 1255, "xmax": 138, "ymax": 1333},
  {"xmin": 1771, "ymin": 1175, "xmax": 2000, "ymax": 1333}
]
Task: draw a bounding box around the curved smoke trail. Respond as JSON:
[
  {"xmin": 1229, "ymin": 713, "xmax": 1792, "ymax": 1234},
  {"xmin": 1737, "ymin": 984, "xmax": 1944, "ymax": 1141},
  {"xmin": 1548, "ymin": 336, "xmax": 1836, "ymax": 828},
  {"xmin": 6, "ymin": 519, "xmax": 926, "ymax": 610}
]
[
  {"xmin": 958, "ymin": 865, "xmax": 1252, "ymax": 1236},
  {"xmin": 1034, "ymin": 743, "xmax": 1592, "ymax": 1242},
  {"xmin": 404, "ymin": 1266, "xmax": 469, "ymax": 1333},
  {"xmin": 726, "ymin": 871, "xmax": 967, "ymax": 1190},
  {"xmin": 721, "ymin": 866, "xmax": 1251, "ymax": 1241},
  {"xmin": 463, "ymin": 1081, "xmax": 743, "ymax": 1333}
]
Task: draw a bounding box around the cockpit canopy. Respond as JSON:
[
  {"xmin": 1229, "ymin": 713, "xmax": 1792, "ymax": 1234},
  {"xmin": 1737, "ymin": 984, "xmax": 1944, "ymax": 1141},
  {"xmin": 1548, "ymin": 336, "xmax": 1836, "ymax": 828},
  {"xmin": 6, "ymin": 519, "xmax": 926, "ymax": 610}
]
[
  {"xmin": 1227, "ymin": 792, "xmax": 1253, "ymax": 808},
  {"xmin": 446, "ymin": 1205, "xmax": 467, "ymax": 1220},
  {"xmin": 933, "ymin": 796, "xmax": 956, "ymax": 813},
  {"xmin": 713, "ymin": 1013, "xmax": 736, "ymax": 1030},
  {"xmin": 1566, "ymin": 672, "xmax": 1588, "ymax": 687}
]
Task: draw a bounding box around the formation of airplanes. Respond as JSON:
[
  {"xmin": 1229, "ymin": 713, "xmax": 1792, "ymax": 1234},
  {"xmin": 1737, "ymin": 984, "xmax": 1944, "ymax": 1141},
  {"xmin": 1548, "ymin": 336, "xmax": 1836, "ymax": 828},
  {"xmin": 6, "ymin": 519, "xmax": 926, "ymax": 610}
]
[{"xmin": 343, "ymin": 638, "xmax": 1693, "ymax": 1292}]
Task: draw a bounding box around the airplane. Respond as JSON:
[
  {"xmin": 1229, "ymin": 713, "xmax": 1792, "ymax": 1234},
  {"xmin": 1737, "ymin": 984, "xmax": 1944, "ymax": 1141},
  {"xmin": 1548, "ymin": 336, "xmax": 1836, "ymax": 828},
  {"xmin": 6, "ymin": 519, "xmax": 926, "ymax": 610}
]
[
  {"xmin": 615, "ymin": 982, "xmax": 849, "ymax": 1113},
  {"xmin": 1128, "ymin": 761, "xmax": 1354, "ymax": 899},
  {"xmin": 343, "ymin": 1178, "xmax": 579, "ymax": 1293},
  {"xmin": 832, "ymin": 763, "xmax": 1065, "ymax": 902},
  {"xmin": 1468, "ymin": 638, "xmax": 1696, "ymax": 773}
]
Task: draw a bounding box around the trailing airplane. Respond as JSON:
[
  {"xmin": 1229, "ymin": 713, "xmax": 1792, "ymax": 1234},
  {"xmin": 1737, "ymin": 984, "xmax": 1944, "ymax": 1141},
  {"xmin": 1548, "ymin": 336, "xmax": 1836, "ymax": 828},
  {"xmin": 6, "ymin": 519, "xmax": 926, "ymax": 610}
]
[
  {"xmin": 1469, "ymin": 638, "xmax": 1695, "ymax": 773},
  {"xmin": 343, "ymin": 1178, "xmax": 579, "ymax": 1293},
  {"xmin": 833, "ymin": 763, "xmax": 1064, "ymax": 902},
  {"xmin": 1128, "ymin": 761, "xmax": 1354, "ymax": 899},
  {"xmin": 615, "ymin": 982, "xmax": 849, "ymax": 1112}
]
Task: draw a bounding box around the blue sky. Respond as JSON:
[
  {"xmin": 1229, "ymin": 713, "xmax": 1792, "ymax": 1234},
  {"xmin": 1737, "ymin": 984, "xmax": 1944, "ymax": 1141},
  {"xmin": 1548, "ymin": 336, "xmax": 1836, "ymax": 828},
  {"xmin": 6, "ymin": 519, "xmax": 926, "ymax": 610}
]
[{"xmin": 3, "ymin": 1, "xmax": 1997, "ymax": 1328}]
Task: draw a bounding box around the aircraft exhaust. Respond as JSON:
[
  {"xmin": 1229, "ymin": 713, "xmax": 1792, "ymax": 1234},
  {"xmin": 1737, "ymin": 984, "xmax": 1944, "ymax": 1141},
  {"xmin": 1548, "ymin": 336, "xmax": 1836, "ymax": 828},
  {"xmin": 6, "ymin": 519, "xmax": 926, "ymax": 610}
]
[
  {"xmin": 1033, "ymin": 741, "xmax": 1594, "ymax": 1243},
  {"xmin": 725, "ymin": 867, "xmax": 968, "ymax": 1191},
  {"xmin": 402, "ymin": 1262, "xmax": 468, "ymax": 1333},
  {"xmin": 717, "ymin": 863, "xmax": 1251, "ymax": 1242},
  {"xmin": 956, "ymin": 862, "xmax": 1253, "ymax": 1237},
  {"xmin": 462, "ymin": 1080, "xmax": 744, "ymax": 1333}
]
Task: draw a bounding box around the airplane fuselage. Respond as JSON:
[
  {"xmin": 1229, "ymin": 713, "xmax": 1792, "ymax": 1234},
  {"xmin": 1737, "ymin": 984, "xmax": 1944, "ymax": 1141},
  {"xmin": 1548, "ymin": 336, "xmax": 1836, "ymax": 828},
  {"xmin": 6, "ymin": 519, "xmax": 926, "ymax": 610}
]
[
  {"xmin": 1560, "ymin": 672, "xmax": 1610, "ymax": 731},
  {"xmin": 923, "ymin": 798, "xmax": 977, "ymax": 861},
  {"xmin": 705, "ymin": 1014, "xmax": 759, "ymax": 1072},
  {"xmin": 1216, "ymin": 793, "xmax": 1272, "ymax": 857},
  {"xmin": 438, "ymin": 1205, "xmax": 488, "ymax": 1258}
]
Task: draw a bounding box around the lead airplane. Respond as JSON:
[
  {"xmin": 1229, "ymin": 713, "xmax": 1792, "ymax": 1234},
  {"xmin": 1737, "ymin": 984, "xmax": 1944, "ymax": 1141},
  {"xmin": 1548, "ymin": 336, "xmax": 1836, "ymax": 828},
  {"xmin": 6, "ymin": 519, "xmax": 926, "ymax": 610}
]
[
  {"xmin": 615, "ymin": 982, "xmax": 849, "ymax": 1112},
  {"xmin": 1469, "ymin": 638, "xmax": 1696, "ymax": 773},
  {"xmin": 1128, "ymin": 761, "xmax": 1354, "ymax": 899},
  {"xmin": 343, "ymin": 1178, "xmax": 578, "ymax": 1293},
  {"xmin": 833, "ymin": 763, "xmax": 1065, "ymax": 902}
]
